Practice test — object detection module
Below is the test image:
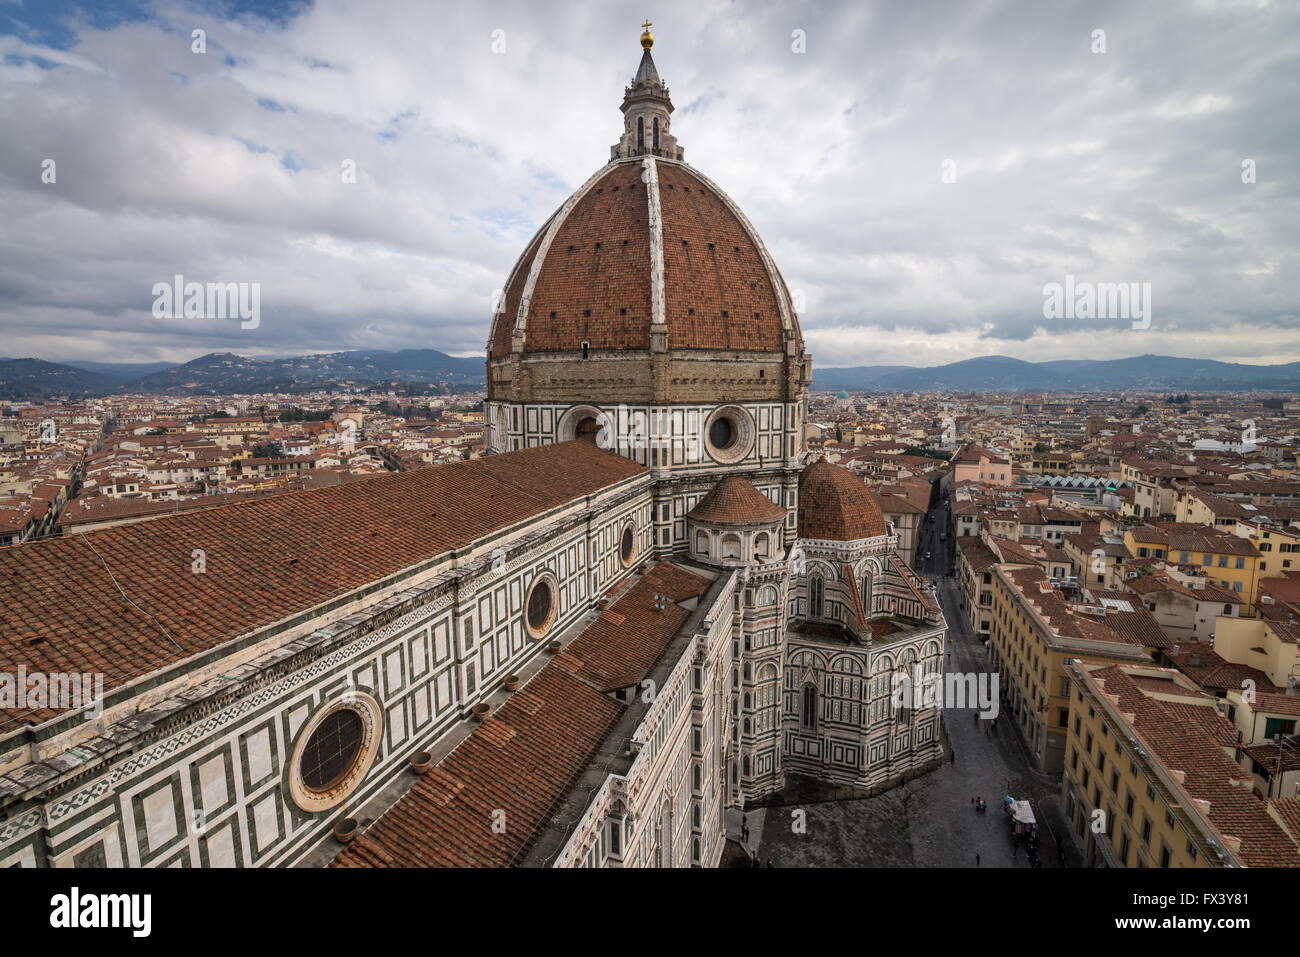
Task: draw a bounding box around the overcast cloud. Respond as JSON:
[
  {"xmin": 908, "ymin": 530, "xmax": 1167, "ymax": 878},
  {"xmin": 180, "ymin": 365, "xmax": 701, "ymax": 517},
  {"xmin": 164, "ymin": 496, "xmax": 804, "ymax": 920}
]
[{"xmin": 1, "ymin": 0, "xmax": 1297, "ymax": 369}]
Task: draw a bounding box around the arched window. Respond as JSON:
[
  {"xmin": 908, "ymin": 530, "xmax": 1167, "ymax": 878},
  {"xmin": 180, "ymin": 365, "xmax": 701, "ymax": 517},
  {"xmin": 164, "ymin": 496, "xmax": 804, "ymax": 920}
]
[
  {"xmin": 861, "ymin": 570, "xmax": 873, "ymax": 616},
  {"xmin": 801, "ymin": 685, "xmax": 817, "ymax": 730},
  {"xmin": 754, "ymin": 531, "xmax": 770, "ymax": 560},
  {"xmin": 637, "ymin": 116, "xmax": 644, "ymax": 150},
  {"xmin": 695, "ymin": 529, "xmax": 709, "ymax": 555},
  {"xmin": 722, "ymin": 534, "xmax": 741, "ymax": 560},
  {"xmin": 809, "ymin": 575, "xmax": 824, "ymax": 619},
  {"xmin": 653, "ymin": 117, "xmax": 660, "ymax": 150}
]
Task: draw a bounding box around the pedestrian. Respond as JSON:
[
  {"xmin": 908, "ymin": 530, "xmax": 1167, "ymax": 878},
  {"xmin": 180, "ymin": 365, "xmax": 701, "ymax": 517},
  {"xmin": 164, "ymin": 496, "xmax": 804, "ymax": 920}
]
[
  {"xmin": 766, "ymin": 858, "xmax": 773, "ymax": 868},
  {"xmin": 1012, "ymin": 843, "xmax": 1018, "ymax": 859},
  {"xmin": 992, "ymin": 717, "xmax": 997, "ymax": 731},
  {"xmin": 976, "ymin": 853, "xmax": 981, "ymax": 866},
  {"xmin": 973, "ymin": 712, "xmax": 978, "ymax": 726}
]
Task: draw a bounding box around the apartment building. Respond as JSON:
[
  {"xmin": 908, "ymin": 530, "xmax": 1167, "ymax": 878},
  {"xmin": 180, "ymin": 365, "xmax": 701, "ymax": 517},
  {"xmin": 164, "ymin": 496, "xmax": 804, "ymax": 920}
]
[
  {"xmin": 1062, "ymin": 661, "xmax": 1300, "ymax": 867},
  {"xmin": 1124, "ymin": 523, "xmax": 1263, "ymax": 609},
  {"xmin": 988, "ymin": 565, "xmax": 1154, "ymax": 774}
]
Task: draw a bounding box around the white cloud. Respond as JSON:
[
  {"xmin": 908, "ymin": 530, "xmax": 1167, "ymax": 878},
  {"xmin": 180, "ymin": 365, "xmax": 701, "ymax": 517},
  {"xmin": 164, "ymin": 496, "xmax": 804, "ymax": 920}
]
[{"xmin": 0, "ymin": 0, "xmax": 1296, "ymax": 370}]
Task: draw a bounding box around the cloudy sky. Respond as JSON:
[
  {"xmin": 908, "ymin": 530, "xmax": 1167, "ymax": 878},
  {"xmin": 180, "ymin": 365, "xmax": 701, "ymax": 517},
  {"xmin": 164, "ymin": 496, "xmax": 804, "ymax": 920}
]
[{"xmin": 1, "ymin": 0, "xmax": 1297, "ymax": 369}]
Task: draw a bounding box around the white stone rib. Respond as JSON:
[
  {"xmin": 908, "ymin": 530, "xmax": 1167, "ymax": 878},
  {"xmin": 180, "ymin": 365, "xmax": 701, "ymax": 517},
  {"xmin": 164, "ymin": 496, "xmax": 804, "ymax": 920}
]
[
  {"xmin": 488, "ymin": 216, "xmax": 551, "ymax": 351},
  {"xmin": 515, "ymin": 159, "xmax": 637, "ymax": 345},
  {"xmin": 643, "ymin": 156, "xmax": 667, "ymax": 328}
]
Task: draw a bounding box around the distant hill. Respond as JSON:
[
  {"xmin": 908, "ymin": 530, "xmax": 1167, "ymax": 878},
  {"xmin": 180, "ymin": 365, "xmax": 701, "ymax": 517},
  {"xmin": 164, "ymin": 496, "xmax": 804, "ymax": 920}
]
[
  {"xmin": 63, "ymin": 360, "xmax": 177, "ymax": 382},
  {"xmin": 0, "ymin": 358, "xmax": 119, "ymax": 400},
  {"xmin": 128, "ymin": 349, "xmax": 484, "ymax": 395},
  {"xmin": 3, "ymin": 349, "xmax": 1295, "ymax": 400},
  {"xmin": 0, "ymin": 349, "xmax": 484, "ymax": 400},
  {"xmin": 813, "ymin": 354, "xmax": 1300, "ymax": 392}
]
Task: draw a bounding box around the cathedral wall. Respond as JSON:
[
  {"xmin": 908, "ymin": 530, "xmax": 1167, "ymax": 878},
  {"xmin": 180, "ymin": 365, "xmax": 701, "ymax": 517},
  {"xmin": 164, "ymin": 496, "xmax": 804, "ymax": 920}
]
[
  {"xmin": 0, "ymin": 480, "xmax": 655, "ymax": 869},
  {"xmin": 734, "ymin": 566, "xmax": 788, "ymax": 802},
  {"xmin": 782, "ymin": 635, "xmax": 945, "ymax": 790},
  {"xmin": 487, "ymin": 399, "xmax": 802, "ymax": 468},
  {"xmin": 554, "ymin": 569, "xmax": 737, "ymax": 868}
]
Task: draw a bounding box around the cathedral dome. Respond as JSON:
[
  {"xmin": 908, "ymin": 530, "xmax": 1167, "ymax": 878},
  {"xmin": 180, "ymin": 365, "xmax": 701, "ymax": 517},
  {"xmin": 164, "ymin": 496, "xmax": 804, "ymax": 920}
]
[
  {"xmin": 485, "ymin": 34, "xmax": 808, "ymax": 410},
  {"xmin": 798, "ymin": 460, "xmax": 888, "ymax": 542},
  {"xmin": 487, "ymin": 159, "xmax": 798, "ymax": 360}
]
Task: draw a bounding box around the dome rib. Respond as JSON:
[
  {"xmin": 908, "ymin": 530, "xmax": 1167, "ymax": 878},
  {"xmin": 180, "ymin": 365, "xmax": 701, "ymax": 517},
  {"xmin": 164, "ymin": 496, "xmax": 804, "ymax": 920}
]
[{"xmin": 516, "ymin": 162, "xmax": 634, "ymax": 350}]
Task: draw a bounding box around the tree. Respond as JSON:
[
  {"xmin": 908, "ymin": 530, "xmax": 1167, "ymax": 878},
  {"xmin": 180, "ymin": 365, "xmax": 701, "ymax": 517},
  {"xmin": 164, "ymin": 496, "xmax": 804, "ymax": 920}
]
[{"xmin": 250, "ymin": 441, "xmax": 284, "ymax": 459}]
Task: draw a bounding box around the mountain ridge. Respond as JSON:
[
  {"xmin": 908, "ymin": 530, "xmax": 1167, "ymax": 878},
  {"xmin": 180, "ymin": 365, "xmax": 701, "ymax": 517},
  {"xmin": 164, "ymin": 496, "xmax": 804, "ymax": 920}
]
[
  {"xmin": 0, "ymin": 349, "xmax": 484, "ymax": 400},
  {"xmin": 1, "ymin": 351, "xmax": 1296, "ymax": 400},
  {"xmin": 812, "ymin": 354, "xmax": 1300, "ymax": 392}
]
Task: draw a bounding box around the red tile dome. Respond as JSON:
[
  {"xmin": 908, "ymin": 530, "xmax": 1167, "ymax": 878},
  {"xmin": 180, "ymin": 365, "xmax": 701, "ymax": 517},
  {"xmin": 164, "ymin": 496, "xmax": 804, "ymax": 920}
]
[
  {"xmin": 798, "ymin": 460, "xmax": 889, "ymax": 542},
  {"xmin": 688, "ymin": 476, "xmax": 787, "ymax": 527},
  {"xmin": 487, "ymin": 158, "xmax": 798, "ymax": 360}
]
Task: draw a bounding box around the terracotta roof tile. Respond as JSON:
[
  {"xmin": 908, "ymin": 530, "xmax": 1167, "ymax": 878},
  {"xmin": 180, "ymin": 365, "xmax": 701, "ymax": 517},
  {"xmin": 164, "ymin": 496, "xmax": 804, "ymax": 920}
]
[
  {"xmin": 0, "ymin": 441, "xmax": 644, "ymax": 727},
  {"xmin": 798, "ymin": 459, "xmax": 887, "ymax": 542},
  {"xmin": 331, "ymin": 562, "xmax": 711, "ymax": 867},
  {"xmin": 687, "ymin": 476, "xmax": 785, "ymax": 526}
]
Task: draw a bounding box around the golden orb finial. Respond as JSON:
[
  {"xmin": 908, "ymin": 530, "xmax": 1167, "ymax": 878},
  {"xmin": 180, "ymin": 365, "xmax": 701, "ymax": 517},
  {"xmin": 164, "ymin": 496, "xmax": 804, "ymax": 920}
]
[{"xmin": 640, "ymin": 19, "xmax": 654, "ymax": 50}]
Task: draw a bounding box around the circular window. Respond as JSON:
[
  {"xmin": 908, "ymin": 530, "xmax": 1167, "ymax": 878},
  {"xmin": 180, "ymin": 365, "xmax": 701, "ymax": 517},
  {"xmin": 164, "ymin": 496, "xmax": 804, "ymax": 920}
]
[
  {"xmin": 288, "ymin": 694, "xmax": 382, "ymax": 813},
  {"xmin": 525, "ymin": 573, "xmax": 558, "ymax": 638},
  {"xmin": 301, "ymin": 708, "xmax": 365, "ymax": 793},
  {"xmin": 708, "ymin": 416, "xmax": 735, "ymax": 450},
  {"xmin": 620, "ymin": 525, "xmax": 635, "ymax": 567},
  {"xmin": 703, "ymin": 406, "xmax": 754, "ymax": 464}
]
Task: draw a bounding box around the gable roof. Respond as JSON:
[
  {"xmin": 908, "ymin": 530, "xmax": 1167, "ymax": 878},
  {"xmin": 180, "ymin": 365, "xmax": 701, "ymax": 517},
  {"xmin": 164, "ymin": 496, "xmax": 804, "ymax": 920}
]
[{"xmin": 0, "ymin": 441, "xmax": 645, "ymax": 727}]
